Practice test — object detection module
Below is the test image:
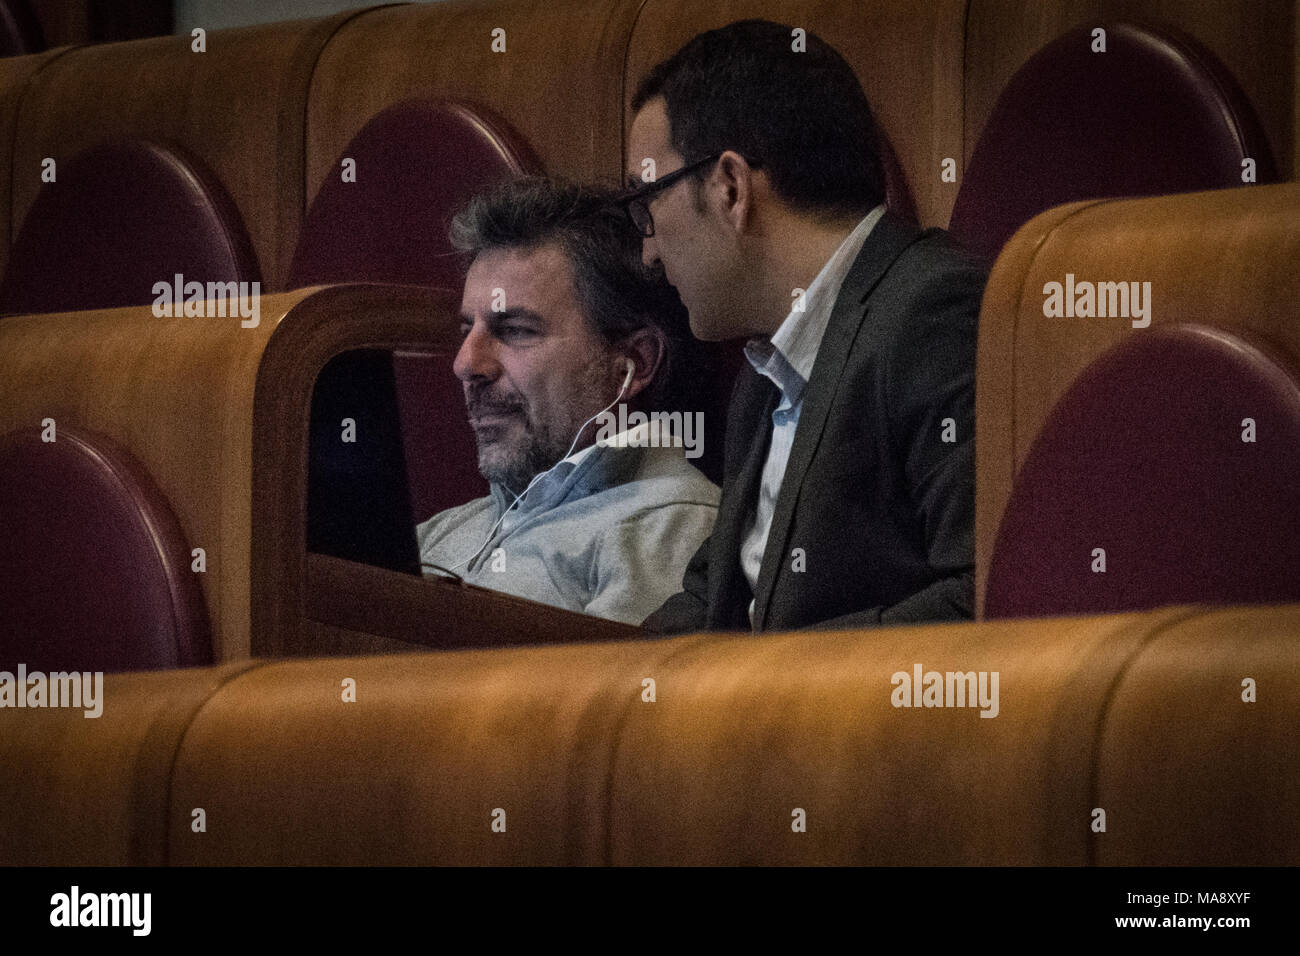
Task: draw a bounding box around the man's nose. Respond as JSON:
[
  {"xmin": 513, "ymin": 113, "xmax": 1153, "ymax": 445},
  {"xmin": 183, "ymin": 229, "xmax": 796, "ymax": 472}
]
[{"xmin": 453, "ymin": 323, "xmax": 499, "ymax": 383}]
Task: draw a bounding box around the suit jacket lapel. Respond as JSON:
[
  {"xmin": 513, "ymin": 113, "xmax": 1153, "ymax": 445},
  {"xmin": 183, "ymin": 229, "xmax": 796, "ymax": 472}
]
[
  {"xmin": 708, "ymin": 367, "xmax": 779, "ymax": 628},
  {"xmin": 751, "ymin": 213, "xmax": 925, "ymax": 630}
]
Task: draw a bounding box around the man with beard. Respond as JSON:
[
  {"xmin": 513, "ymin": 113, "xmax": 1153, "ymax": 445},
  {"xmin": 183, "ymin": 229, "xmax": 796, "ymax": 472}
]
[{"xmin": 416, "ymin": 178, "xmax": 720, "ymax": 625}]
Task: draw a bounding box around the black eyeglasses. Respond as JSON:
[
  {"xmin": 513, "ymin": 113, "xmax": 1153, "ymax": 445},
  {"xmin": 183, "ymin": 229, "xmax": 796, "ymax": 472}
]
[{"xmin": 619, "ymin": 152, "xmax": 761, "ymax": 237}]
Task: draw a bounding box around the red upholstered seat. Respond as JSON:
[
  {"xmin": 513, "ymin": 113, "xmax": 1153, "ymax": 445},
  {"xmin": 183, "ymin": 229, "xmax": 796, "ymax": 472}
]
[
  {"xmin": 0, "ymin": 140, "xmax": 258, "ymax": 316},
  {"xmin": 985, "ymin": 324, "xmax": 1300, "ymax": 619},
  {"xmin": 290, "ymin": 98, "xmax": 540, "ymax": 290},
  {"xmin": 950, "ymin": 23, "xmax": 1274, "ymax": 262},
  {"xmin": 0, "ymin": 426, "xmax": 211, "ymax": 671}
]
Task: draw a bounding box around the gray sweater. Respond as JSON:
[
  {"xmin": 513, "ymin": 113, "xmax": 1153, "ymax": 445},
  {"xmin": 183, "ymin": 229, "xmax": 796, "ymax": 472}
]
[{"xmin": 417, "ymin": 441, "xmax": 719, "ymax": 625}]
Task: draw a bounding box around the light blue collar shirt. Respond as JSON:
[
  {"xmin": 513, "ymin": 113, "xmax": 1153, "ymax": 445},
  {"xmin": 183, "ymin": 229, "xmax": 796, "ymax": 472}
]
[
  {"xmin": 739, "ymin": 204, "xmax": 886, "ymax": 625},
  {"xmin": 417, "ymin": 420, "xmax": 720, "ymax": 625}
]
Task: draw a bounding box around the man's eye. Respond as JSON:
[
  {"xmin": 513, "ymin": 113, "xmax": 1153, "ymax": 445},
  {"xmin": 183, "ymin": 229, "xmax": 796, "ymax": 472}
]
[{"xmin": 497, "ymin": 326, "xmax": 536, "ymax": 340}]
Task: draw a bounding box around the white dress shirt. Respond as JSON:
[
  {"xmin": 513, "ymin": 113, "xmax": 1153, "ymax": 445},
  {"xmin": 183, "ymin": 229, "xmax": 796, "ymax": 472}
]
[{"xmin": 739, "ymin": 204, "xmax": 886, "ymax": 625}]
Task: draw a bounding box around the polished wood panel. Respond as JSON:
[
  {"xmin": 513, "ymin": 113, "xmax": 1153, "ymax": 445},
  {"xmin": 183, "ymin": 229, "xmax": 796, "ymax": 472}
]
[
  {"xmin": 249, "ymin": 283, "xmax": 466, "ymax": 659},
  {"xmin": 304, "ymin": 553, "xmax": 641, "ymax": 655},
  {"xmin": 9, "ymin": 10, "xmax": 368, "ymax": 291},
  {"xmin": 0, "ymin": 292, "xmax": 312, "ymax": 660},
  {"xmin": 974, "ymin": 183, "xmax": 1300, "ymax": 615},
  {"xmin": 8, "ymin": 603, "xmax": 1299, "ymax": 864},
  {"xmin": 305, "ymin": 620, "xmax": 431, "ymax": 657},
  {"xmin": 1099, "ymin": 603, "xmax": 1300, "ymax": 863},
  {"xmin": 0, "ymin": 660, "xmax": 266, "ymax": 865},
  {"xmin": 31, "ymin": 0, "xmax": 169, "ymax": 46},
  {"xmin": 169, "ymin": 633, "xmax": 706, "ymax": 865},
  {"xmin": 303, "ymin": 0, "xmax": 644, "ymax": 207},
  {"xmin": 610, "ymin": 605, "xmax": 1200, "ymax": 864},
  {"xmin": 0, "ymin": 47, "xmax": 73, "ymax": 277},
  {"xmin": 624, "ymin": 0, "xmax": 968, "ymax": 228}
]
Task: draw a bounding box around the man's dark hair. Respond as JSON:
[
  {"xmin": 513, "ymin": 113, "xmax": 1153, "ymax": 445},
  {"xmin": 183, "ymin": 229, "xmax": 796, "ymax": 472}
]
[
  {"xmin": 449, "ymin": 176, "xmax": 699, "ymax": 411},
  {"xmin": 632, "ymin": 19, "xmax": 886, "ymax": 219}
]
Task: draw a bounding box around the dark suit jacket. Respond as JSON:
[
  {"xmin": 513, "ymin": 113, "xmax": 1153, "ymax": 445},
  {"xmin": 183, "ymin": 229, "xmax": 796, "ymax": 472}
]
[{"xmin": 644, "ymin": 213, "xmax": 987, "ymax": 633}]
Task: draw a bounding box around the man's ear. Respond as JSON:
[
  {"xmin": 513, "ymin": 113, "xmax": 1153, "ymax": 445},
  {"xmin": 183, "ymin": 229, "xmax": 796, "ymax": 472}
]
[
  {"xmin": 620, "ymin": 327, "xmax": 666, "ymax": 404},
  {"xmin": 712, "ymin": 149, "xmax": 758, "ymax": 234}
]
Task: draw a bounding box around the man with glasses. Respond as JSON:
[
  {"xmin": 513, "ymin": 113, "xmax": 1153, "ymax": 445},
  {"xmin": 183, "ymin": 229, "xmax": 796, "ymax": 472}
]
[{"xmin": 628, "ymin": 19, "xmax": 987, "ymax": 634}]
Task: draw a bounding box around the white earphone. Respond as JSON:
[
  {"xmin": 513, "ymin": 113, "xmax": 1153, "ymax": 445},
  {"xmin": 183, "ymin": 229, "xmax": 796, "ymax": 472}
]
[{"xmin": 426, "ymin": 356, "xmax": 637, "ymax": 574}]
